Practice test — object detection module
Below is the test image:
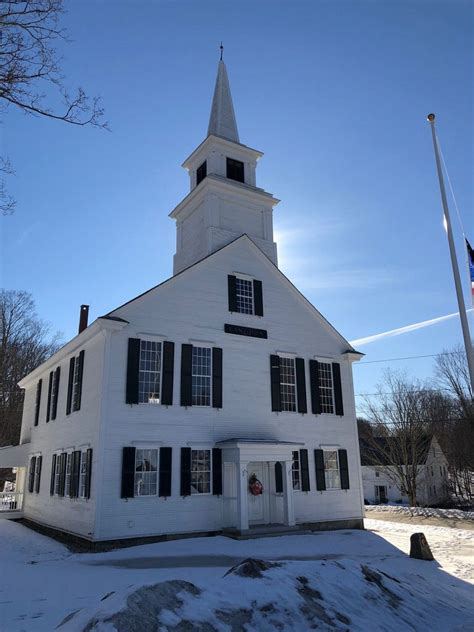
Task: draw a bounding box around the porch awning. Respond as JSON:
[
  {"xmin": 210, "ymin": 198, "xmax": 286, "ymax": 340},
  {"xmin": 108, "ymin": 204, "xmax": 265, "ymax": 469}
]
[
  {"xmin": 0, "ymin": 443, "xmax": 30, "ymax": 468},
  {"xmin": 216, "ymin": 438, "xmax": 304, "ymax": 463}
]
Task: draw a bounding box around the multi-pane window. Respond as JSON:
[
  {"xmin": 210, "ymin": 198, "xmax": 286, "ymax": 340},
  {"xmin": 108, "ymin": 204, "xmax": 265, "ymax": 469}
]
[
  {"xmin": 323, "ymin": 451, "xmax": 341, "ymax": 489},
  {"xmin": 192, "ymin": 346, "xmax": 211, "ymax": 406},
  {"xmin": 65, "ymin": 454, "xmax": 72, "ymax": 496},
  {"xmin": 54, "ymin": 455, "xmax": 62, "ymax": 494},
  {"xmin": 33, "ymin": 458, "xmax": 41, "ymax": 492},
  {"xmin": 280, "ymin": 357, "xmax": 297, "ymax": 412},
  {"xmin": 139, "ymin": 340, "xmax": 162, "ymax": 404},
  {"xmin": 79, "ymin": 451, "xmax": 88, "ymax": 498},
  {"xmin": 191, "ymin": 449, "xmax": 211, "ymax": 494},
  {"xmin": 318, "ymin": 362, "xmax": 334, "ymax": 414},
  {"xmin": 134, "ymin": 449, "xmax": 158, "ymax": 496},
  {"xmin": 72, "ymin": 360, "xmax": 81, "ymax": 412},
  {"xmin": 50, "ymin": 372, "xmax": 58, "ymax": 415},
  {"xmin": 292, "ymin": 451, "xmax": 301, "ymax": 490},
  {"xmin": 235, "ymin": 277, "xmax": 253, "ymax": 314}
]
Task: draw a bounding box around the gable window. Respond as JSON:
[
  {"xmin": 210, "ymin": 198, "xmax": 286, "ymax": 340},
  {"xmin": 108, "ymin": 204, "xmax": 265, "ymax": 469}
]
[
  {"xmin": 324, "ymin": 450, "xmax": 341, "ymax": 489},
  {"xmin": 226, "ymin": 157, "xmax": 244, "ymax": 183},
  {"xmin": 228, "ymin": 275, "xmax": 264, "ymax": 316},
  {"xmin": 191, "ymin": 449, "xmax": 211, "ymax": 494},
  {"xmin": 196, "ymin": 160, "xmax": 207, "ymax": 186},
  {"xmin": 192, "ymin": 346, "xmax": 212, "ymax": 406},
  {"xmin": 235, "ymin": 277, "xmax": 253, "ymax": 314},
  {"xmin": 292, "ymin": 451, "xmax": 301, "ymax": 490},
  {"xmin": 139, "ymin": 340, "xmax": 162, "ymax": 404},
  {"xmin": 318, "ymin": 362, "xmax": 335, "ymax": 414},
  {"xmin": 134, "ymin": 449, "xmax": 158, "ymax": 496},
  {"xmin": 280, "ymin": 357, "xmax": 297, "ymax": 412}
]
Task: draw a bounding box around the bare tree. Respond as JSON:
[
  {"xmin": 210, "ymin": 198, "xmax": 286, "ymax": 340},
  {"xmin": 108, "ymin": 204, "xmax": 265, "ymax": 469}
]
[
  {"xmin": 0, "ymin": 290, "xmax": 61, "ymax": 446},
  {"xmin": 362, "ymin": 371, "xmax": 433, "ymax": 506},
  {"xmin": 1, "ymin": 0, "xmax": 107, "ymax": 214},
  {"xmin": 435, "ymin": 345, "xmax": 473, "ymax": 418}
]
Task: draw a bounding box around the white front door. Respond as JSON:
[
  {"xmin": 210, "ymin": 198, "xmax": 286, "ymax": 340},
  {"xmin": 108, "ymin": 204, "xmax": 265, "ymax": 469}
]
[{"xmin": 248, "ymin": 462, "xmax": 268, "ymax": 525}]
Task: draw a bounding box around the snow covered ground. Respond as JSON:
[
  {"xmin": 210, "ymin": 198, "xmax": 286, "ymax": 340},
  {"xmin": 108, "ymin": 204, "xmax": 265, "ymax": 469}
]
[
  {"xmin": 0, "ymin": 518, "xmax": 472, "ymax": 631},
  {"xmin": 365, "ymin": 504, "xmax": 474, "ymax": 521}
]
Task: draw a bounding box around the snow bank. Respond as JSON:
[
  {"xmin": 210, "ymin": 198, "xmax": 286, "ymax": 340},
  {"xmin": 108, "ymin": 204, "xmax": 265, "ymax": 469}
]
[{"xmin": 365, "ymin": 504, "xmax": 474, "ymax": 521}]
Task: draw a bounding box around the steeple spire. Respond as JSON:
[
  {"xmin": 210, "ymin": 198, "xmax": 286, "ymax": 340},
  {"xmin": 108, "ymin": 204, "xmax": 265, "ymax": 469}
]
[{"xmin": 207, "ymin": 56, "xmax": 240, "ymax": 143}]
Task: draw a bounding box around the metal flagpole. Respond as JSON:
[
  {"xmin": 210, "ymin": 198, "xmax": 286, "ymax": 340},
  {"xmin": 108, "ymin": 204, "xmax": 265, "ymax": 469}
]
[{"xmin": 427, "ymin": 113, "xmax": 474, "ymax": 392}]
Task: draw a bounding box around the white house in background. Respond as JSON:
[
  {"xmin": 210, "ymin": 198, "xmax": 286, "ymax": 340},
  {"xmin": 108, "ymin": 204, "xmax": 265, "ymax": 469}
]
[
  {"xmin": 360, "ymin": 436, "xmax": 450, "ymax": 506},
  {"xmin": 0, "ymin": 58, "xmax": 365, "ymax": 543}
]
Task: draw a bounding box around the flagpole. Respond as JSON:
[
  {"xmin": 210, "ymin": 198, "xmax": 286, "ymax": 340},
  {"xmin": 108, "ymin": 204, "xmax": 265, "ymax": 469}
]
[{"xmin": 427, "ymin": 113, "xmax": 474, "ymax": 392}]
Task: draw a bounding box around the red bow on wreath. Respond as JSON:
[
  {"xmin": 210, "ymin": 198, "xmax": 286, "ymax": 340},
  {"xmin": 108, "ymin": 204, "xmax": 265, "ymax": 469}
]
[{"xmin": 249, "ymin": 473, "xmax": 263, "ymax": 496}]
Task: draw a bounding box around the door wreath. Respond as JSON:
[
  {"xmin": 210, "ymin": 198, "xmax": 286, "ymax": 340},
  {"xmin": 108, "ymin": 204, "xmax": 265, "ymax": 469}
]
[{"xmin": 249, "ymin": 473, "xmax": 263, "ymax": 496}]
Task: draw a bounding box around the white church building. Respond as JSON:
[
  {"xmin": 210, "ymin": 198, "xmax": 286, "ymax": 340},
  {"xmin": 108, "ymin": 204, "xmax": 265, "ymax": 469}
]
[{"xmin": 0, "ymin": 59, "xmax": 365, "ymax": 543}]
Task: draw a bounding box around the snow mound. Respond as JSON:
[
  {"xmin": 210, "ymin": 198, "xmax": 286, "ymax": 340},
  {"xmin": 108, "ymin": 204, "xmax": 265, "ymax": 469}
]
[{"xmin": 365, "ymin": 505, "xmax": 474, "ymax": 521}]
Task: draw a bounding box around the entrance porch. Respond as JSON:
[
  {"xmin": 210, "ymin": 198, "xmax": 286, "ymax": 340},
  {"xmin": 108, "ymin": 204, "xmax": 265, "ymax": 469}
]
[
  {"xmin": 0, "ymin": 443, "xmax": 29, "ymax": 519},
  {"xmin": 217, "ymin": 439, "xmax": 303, "ymax": 534}
]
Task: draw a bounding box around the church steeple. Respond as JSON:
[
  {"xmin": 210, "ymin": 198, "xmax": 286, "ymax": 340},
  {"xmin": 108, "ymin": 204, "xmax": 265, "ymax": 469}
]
[{"xmin": 207, "ymin": 59, "xmax": 240, "ymax": 143}]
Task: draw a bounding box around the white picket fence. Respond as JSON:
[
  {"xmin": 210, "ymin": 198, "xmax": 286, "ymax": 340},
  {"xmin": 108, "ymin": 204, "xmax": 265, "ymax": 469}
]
[{"xmin": 0, "ymin": 492, "xmax": 23, "ymax": 512}]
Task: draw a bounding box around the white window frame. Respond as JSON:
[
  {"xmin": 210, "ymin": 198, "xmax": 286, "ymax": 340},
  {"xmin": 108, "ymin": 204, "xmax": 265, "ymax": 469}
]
[
  {"xmin": 235, "ymin": 275, "xmax": 254, "ymax": 315},
  {"xmin": 190, "ymin": 449, "xmax": 212, "ymax": 495},
  {"xmin": 33, "ymin": 455, "xmax": 41, "ymax": 493},
  {"xmin": 72, "ymin": 357, "xmax": 81, "ymax": 412},
  {"xmin": 54, "ymin": 453, "xmax": 62, "ymax": 495},
  {"xmin": 64, "ymin": 453, "xmax": 72, "ymax": 497},
  {"xmin": 78, "ymin": 451, "xmax": 88, "ymax": 498},
  {"xmin": 279, "ymin": 355, "xmax": 297, "ymax": 412},
  {"xmin": 50, "ymin": 370, "xmax": 58, "ymax": 414},
  {"xmin": 191, "ymin": 346, "xmax": 212, "ymax": 407},
  {"xmin": 134, "ymin": 448, "xmax": 158, "ymax": 497},
  {"xmin": 316, "ymin": 359, "xmax": 335, "ymax": 415},
  {"xmin": 323, "ymin": 450, "xmax": 341, "ymax": 490},
  {"xmin": 292, "ymin": 451, "xmax": 301, "ymax": 491},
  {"xmin": 138, "ymin": 339, "xmax": 163, "ymax": 405}
]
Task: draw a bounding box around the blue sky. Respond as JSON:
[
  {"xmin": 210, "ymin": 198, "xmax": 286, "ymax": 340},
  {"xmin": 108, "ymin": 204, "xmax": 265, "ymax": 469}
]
[{"xmin": 2, "ymin": 0, "xmax": 473, "ymax": 411}]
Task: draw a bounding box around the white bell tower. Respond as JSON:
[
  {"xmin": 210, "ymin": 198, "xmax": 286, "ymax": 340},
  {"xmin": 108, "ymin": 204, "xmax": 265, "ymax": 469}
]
[{"xmin": 170, "ymin": 57, "xmax": 279, "ymax": 275}]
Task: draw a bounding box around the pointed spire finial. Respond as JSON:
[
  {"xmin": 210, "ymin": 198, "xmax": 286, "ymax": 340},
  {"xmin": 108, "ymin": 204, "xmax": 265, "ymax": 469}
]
[
  {"xmin": 220, "ymin": 42, "xmax": 224, "ymax": 61},
  {"xmin": 207, "ymin": 54, "xmax": 240, "ymax": 142}
]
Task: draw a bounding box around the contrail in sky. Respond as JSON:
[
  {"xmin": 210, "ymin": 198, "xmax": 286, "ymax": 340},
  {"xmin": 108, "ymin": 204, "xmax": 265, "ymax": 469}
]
[{"xmin": 350, "ymin": 310, "xmax": 473, "ymax": 347}]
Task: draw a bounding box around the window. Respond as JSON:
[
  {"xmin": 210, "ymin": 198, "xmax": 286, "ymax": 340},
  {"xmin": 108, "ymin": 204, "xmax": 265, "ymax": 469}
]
[
  {"xmin": 431, "ymin": 466, "xmax": 434, "ymax": 476},
  {"xmin": 79, "ymin": 451, "xmax": 88, "ymax": 498},
  {"xmin": 196, "ymin": 161, "xmax": 207, "ymax": 186},
  {"xmin": 375, "ymin": 470, "xmax": 380, "ymax": 478},
  {"xmin": 72, "ymin": 360, "xmax": 81, "ymax": 411},
  {"xmin": 191, "ymin": 449, "xmax": 211, "ymax": 494},
  {"xmin": 54, "ymin": 456, "xmax": 61, "ymax": 494},
  {"xmin": 318, "ymin": 362, "xmax": 335, "ymax": 414},
  {"xmin": 292, "ymin": 451, "xmax": 301, "ymax": 490},
  {"xmin": 134, "ymin": 449, "xmax": 158, "ymax": 496},
  {"xmin": 226, "ymin": 157, "xmax": 244, "ymax": 183},
  {"xmin": 280, "ymin": 357, "xmax": 296, "ymax": 412},
  {"xmin": 235, "ymin": 277, "xmax": 254, "ymax": 314},
  {"xmin": 33, "ymin": 459, "xmax": 41, "ymax": 492},
  {"xmin": 192, "ymin": 346, "xmax": 211, "ymax": 406},
  {"xmin": 323, "ymin": 451, "xmax": 341, "ymax": 489},
  {"xmin": 50, "ymin": 368, "xmax": 59, "ymax": 419},
  {"xmin": 138, "ymin": 340, "xmax": 162, "ymax": 404},
  {"xmin": 439, "ymin": 466, "xmax": 442, "ymax": 476},
  {"xmin": 433, "ymin": 484, "xmax": 437, "ymax": 495},
  {"xmin": 65, "ymin": 454, "xmax": 72, "ymax": 496}
]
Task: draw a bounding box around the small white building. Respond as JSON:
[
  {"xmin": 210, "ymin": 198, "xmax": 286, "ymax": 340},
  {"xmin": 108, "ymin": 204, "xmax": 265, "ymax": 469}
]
[
  {"xmin": 1, "ymin": 59, "xmax": 366, "ymax": 543},
  {"xmin": 360, "ymin": 436, "xmax": 450, "ymax": 506}
]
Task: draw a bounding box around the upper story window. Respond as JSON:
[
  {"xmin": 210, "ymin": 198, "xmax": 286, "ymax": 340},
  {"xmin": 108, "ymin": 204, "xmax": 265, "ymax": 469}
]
[
  {"xmin": 226, "ymin": 157, "xmax": 244, "ymax": 183},
  {"xmin": 192, "ymin": 346, "xmax": 212, "ymax": 406},
  {"xmin": 235, "ymin": 277, "xmax": 253, "ymax": 314},
  {"xmin": 280, "ymin": 357, "xmax": 297, "ymax": 412},
  {"xmin": 139, "ymin": 340, "xmax": 162, "ymax": 404},
  {"xmin": 196, "ymin": 160, "xmax": 207, "ymax": 186},
  {"xmin": 228, "ymin": 275, "xmax": 263, "ymax": 316},
  {"xmin": 191, "ymin": 449, "xmax": 211, "ymax": 494},
  {"xmin": 67, "ymin": 350, "xmax": 84, "ymax": 415},
  {"xmin": 318, "ymin": 361, "xmax": 335, "ymax": 414}
]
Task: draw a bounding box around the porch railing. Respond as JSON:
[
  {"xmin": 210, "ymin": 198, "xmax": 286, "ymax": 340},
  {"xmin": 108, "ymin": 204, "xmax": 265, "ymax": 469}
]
[{"xmin": 0, "ymin": 492, "xmax": 23, "ymax": 512}]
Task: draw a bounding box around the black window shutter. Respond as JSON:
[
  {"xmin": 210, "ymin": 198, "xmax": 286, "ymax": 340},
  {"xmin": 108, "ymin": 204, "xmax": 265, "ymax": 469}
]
[
  {"xmin": 212, "ymin": 448, "xmax": 222, "ymax": 495},
  {"xmin": 180, "ymin": 447, "xmax": 191, "ymax": 496},
  {"xmin": 58, "ymin": 453, "xmax": 67, "ymax": 497},
  {"xmin": 71, "ymin": 451, "xmax": 81, "ymax": 498},
  {"xmin": 332, "ymin": 363, "xmax": 344, "ymax": 416},
  {"xmin": 314, "ymin": 449, "xmax": 326, "ymax": 491},
  {"xmin": 339, "ymin": 449, "xmax": 350, "ymax": 490},
  {"xmin": 253, "ymin": 280, "xmax": 263, "ymax": 316},
  {"xmin": 121, "ymin": 447, "xmax": 136, "ymax": 498},
  {"xmin": 180, "ymin": 344, "xmax": 193, "ymax": 406},
  {"xmin": 51, "ymin": 366, "xmax": 61, "ymax": 420},
  {"xmin": 34, "ymin": 379, "xmax": 42, "ymax": 427},
  {"xmin": 126, "ymin": 339, "xmax": 140, "ymax": 404},
  {"xmin": 275, "ymin": 462, "xmax": 283, "ymax": 493},
  {"xmin": 159, "ymin": 447, "xmax": 172, "ymax": 497},
  {"xmin": 46, "ymin": 371, "xmax": 53, "ymax": 422},
  {"xmin": 66, "ymin": 357, "xmax": 75, "ymax": 415},
  {"xmin": 161, "ymin": 341, "xmax": 175, "ymax": 406},
  {"xmin": 212, "ymin": 348, "xmax": 223, "ymax": 409},
  {"xmin": 28, "ymin": 457, "xmax": 36, "ymax": 493},
  {"xmin": 228, "ymin": 275, "xmax": 237, "ymax": 312},
  {"xmin": 50, "ymin": 454, "xmax": 57, "ymax": 495},
  {"xmin": 85, "ymin": 448, "xmax": 93, "ymax": 499},
  {"xmin": 74, "ymin": 350, "xmax": 85, "ymax": 411},
  {"xmin": 300, "ymin": 449, "xmax": 310, "ymax": 491},
  {"xmin": 270, "ymin": 355, "xmax": 281, "ymax": 412},
  {"xmin": 295, "ymin": 358, "xmax": 307, "ymax": 413},
  {"xmin": 35, "ymin": 455, "xmax": 42, "ymax": 493},
  {"xmin": 309, "ymin": 360, "xmax": 322, "ymax": 415}
]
